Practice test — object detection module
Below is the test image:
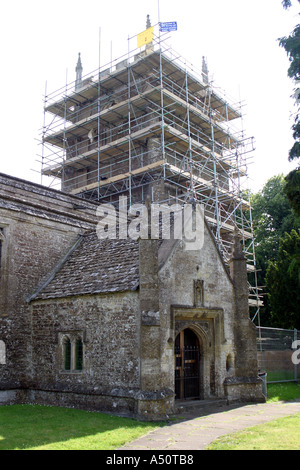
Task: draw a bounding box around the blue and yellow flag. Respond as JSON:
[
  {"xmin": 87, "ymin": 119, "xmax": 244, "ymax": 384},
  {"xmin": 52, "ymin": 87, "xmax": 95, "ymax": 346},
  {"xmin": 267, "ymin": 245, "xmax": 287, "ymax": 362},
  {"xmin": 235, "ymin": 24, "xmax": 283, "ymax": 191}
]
[{"xmin": 137, "ymin": 26, "xmax": 154, "ymax": 48}]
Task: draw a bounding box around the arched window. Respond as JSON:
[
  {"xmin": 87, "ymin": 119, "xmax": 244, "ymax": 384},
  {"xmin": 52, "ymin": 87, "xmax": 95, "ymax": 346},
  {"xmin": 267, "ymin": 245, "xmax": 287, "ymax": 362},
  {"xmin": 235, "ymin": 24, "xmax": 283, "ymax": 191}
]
[
  {"xmin": 64, "ymin": 338, "xmax": 71, "ymax": 371},
  {"xmin": 226, "ymin": 354, "xmax": 234, "ymax": 373},
  {"xmin": 61, "ymin": 334, "xmax": 84, "ymax": 372},
  {"xmin": 75, "ymin": 338, "xmax": 83, "ymax": 371}
]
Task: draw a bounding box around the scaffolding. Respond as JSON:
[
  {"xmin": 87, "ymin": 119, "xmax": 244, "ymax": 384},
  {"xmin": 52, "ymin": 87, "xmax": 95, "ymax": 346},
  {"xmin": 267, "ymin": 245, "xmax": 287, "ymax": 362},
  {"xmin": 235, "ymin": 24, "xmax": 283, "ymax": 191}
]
[{"xmin": 39, "ymin": 24, "xmax": 263, "ymax": 316}]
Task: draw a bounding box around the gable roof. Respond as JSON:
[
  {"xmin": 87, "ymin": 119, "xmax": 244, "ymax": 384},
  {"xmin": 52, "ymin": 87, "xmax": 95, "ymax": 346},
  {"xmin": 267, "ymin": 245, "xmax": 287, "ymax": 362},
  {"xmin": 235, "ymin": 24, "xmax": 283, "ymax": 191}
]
[
  {"xmin": 29, "ymin": 231, "xmax": 140, "ymax": 301},
  {"xmin": 28, "ymin": 214, "xmax": 233, "ymax": 303}
]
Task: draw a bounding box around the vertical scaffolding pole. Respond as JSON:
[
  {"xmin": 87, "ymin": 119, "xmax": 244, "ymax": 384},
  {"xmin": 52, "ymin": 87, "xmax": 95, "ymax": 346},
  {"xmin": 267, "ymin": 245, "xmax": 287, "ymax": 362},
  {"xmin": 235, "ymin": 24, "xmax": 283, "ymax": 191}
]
[
  {"xmin": 208, "ymin": 86, "xmax": 221, "ymax": 247},
  {"xmin": 128, "ymin": 35, "xmax": 132, "ymax": 207},
  {"xmin": 41, "ymin": 80, "xmax": 47, "ymax": 186},
  {"xmin": 185, "ymin": 69, "xmax": 193, "ymax": 195},
  {"xmin": 236, "ymin": 147, "xmax": 246, "ymax": 248},
  {"xmin": 248, "ymin": 188, "xmax": 261, "ymax": 325},
  {"xmin": 97, "ymin": 27, "xmax": 101, "ymax": 200},
  {"xmin": 62, "ymin": 69, "xmax": 68, "ymax": 191},
  {"xmin": 158, "ymin": 12, "xmax": 166, "ymax": 181}
]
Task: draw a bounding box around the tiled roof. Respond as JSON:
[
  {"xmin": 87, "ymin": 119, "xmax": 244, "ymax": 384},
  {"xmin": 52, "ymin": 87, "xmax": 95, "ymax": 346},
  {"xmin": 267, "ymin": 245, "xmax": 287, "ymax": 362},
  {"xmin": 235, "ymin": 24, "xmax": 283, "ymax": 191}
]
[{"xmin": 31, "ymin": 231, "xmax": 140, "ymax": 301}]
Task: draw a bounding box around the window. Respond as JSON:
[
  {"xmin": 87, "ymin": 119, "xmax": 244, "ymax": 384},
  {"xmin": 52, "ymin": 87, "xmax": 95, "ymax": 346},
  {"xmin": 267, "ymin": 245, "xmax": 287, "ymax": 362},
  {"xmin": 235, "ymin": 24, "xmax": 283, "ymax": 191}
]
[
  {"xmin": 226, "ymin": 354, "xmax": 234, "ymax": 374},
  {"xmin": 64, "ymin": 338, "xmax": 71, "ymax": 371},
  {"xmin": 75, "ymin": 338, "xmax": 83, "ymax": 371},
  {"xmin": 61, "ymin": 334, "xmax": 84, "ymax": 372}
]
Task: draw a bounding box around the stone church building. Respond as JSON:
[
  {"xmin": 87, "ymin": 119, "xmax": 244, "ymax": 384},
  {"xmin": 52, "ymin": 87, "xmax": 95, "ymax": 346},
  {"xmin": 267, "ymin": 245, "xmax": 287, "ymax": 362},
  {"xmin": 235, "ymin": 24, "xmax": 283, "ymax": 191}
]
[
  {"xmin": 0, "ymin": 25, "xmax": 265, "ymax": 419},
  {"xmin": 0, "ymin": 173, "xmax": 264, "ymax": 420}
]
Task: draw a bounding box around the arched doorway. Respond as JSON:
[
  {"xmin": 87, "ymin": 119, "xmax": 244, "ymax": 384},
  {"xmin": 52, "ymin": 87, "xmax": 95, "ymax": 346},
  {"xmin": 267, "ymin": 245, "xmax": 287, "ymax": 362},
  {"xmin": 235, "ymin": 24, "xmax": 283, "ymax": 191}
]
[{"xmin": 175, "ymin": 328, "xmax": 201, "ymax": 400}]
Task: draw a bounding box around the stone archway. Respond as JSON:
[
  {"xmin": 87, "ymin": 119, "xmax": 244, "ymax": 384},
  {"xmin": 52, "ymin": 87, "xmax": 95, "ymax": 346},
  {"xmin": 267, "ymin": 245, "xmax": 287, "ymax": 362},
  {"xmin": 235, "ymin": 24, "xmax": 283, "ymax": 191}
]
[
  {"xmin": 172, "ymin": 305, "xmax": 226, "ymax": 400},
  {"xmin": 174, "ymin": 328, "xmax": 202, "ymax": 400}
]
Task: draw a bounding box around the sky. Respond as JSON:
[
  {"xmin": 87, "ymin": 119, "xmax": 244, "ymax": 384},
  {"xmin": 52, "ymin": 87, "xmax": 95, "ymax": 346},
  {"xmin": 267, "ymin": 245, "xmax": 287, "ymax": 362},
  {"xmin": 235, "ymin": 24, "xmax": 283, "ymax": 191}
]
[{"xmin": 0, "ymin": 0, "xmax": 299, "ymax": 193}]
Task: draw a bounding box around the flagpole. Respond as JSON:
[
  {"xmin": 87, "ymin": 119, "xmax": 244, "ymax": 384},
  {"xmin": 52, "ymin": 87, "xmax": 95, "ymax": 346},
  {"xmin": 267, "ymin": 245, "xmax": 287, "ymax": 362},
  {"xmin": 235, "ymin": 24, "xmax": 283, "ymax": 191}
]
[
  {"xmin": 157, "ymin": 0, "xmax": 161, "ymax": 47},
  {"xmin": 158, "ymin": 0, "xmax": 160, "ymax": 26}
]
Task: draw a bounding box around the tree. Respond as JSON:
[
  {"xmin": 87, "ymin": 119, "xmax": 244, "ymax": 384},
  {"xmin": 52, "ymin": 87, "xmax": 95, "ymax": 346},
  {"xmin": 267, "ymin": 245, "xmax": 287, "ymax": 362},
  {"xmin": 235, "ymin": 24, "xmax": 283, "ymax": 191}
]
[
  {"xmin": 279, "ymin": 22, "xmax": 300, "ymax": 161},
  {"xmin": 266, "ymin": 229, "xmax": 300, "ymax": 329},
  {"xmin": 284, "ymin": 169, "xmax": 300, "ymax": 216},
  {"xmin": 279, "ymin": 0, "xmax": 300, "ymax": 215},
  {"xmin": 249, "ymin": 174, "xmax": 300, "ymax": 325}
]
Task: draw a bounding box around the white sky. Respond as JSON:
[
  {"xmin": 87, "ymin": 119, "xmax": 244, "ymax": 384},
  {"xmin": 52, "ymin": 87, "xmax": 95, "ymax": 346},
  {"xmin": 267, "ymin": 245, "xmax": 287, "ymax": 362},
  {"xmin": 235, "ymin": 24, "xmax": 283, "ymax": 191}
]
[{"xmin": 0, "ymin": 0, "xmax": 299, "ymax": 193}]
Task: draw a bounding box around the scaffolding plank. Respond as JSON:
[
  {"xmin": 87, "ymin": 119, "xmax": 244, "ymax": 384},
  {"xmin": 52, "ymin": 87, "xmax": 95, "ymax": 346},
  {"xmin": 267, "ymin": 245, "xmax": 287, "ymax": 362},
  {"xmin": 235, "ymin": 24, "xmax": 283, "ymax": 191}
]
[{"xmin": 70, "ymin": 159, "xmax": 165, "ymax": 195}]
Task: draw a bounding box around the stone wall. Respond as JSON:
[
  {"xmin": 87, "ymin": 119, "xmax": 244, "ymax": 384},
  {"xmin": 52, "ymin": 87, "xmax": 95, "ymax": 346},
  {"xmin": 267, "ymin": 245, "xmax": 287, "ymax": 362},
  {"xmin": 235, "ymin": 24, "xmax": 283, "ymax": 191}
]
[
  {"xmin": 0, "ymin": 174, "xmax": 98, "ymax": 393},
  {"xmin": 28, "ymin": 291, "xmax": 140, "ymax": 416},
  {"xmin": 158, "ymin": 221, "xmax": 236, "ymax": 400},
  {"xmin": 0, "ymin": 173, "xmax": 264, "ymax": 419}
]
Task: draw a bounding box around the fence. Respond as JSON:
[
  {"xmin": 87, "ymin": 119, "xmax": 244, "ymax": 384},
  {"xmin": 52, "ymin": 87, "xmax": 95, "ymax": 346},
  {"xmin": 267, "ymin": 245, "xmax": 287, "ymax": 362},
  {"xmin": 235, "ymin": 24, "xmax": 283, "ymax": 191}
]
[{"xmin": 256, "ymin": 326, "xmax": 300, "ymax": 383}]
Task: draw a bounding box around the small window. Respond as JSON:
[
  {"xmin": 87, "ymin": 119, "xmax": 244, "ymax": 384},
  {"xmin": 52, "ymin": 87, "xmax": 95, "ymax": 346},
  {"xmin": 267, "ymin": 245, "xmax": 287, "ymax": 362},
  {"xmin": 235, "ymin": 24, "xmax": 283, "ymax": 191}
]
[
  {"xmin": 64, "ymin": 338, "xmax": 71, "ymax": 371},
  {"xmin": 226, "ymin": 354, "xmax": 234, "ymax": 373},
  {"xmin": 75, "ymin": 338, "xmax": 83, "ymax": 371},
  {"xmin": 61, "ymin": 334, "xmax": 84, "ymax": 372}
]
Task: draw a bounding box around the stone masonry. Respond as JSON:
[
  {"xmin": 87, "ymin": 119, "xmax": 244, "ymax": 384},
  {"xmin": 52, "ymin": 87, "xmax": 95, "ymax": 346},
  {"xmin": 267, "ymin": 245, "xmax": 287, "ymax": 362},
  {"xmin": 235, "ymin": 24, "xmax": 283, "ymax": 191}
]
[{"xmin": 0, "ymin": 173, "xmax": 265, "ymax": 420}]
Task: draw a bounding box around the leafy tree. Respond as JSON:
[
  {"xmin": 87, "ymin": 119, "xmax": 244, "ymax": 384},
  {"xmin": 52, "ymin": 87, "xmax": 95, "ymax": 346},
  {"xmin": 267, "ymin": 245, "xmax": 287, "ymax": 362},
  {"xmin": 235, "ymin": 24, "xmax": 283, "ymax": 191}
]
[
  {"xmin": 266, "ymin": 229, "xmax": 300, "ymax": 328},
  {"xmin": 279, "ymin": 0, "xmax": 300, "ymax": 215},
  {"xmin": 249, "ymin": 175, "xmax": 300, "ymax": 325},
  {"xmin": 279, "ymin": 22, "xmax": 300, "ymax": 162},
  {"xmin": 247, "ymin": 2, "xmax": 300, "ymax": 327},
  {"xmin": 284, "ymin": 169, "xmax": 300, "ymax": 215}
]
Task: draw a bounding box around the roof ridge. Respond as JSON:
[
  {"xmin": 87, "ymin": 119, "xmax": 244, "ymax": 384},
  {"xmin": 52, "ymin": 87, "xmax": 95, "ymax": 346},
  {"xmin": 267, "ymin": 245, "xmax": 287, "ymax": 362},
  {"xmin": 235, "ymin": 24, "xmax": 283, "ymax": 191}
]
[{"xmin": 26, "ymin": 234, "xmax": 85, "ymax": 303}]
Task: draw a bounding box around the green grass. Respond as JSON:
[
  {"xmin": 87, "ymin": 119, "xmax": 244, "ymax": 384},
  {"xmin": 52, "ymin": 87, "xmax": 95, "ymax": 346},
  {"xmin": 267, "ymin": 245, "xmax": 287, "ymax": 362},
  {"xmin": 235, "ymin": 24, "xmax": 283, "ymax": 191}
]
[
  {"xmin": 207, "ymin": 383, "xmax": 300, "ymax": 450},
  {"xmin": 0, "ymin": 405, "xmax": 164, "ymax": 450},
  {"xmin": 1, "ymin": 383, "xmax": 300, "ymax": 451},
  {"xmin": 266, "ymin": 382, "xmax": 300, "ymax": 403},
  {"xmin": 206, "ymin": 414, "xmax": 300, "ymax": 450}
]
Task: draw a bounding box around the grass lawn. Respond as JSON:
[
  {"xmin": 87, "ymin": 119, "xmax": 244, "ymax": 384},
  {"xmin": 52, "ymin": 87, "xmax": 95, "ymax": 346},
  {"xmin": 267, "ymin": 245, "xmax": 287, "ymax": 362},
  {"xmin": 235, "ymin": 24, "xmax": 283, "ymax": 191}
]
[
  {"xmin": 207, "ymin": 383, "xmax": 300, "ymax": 450},
  {"xmin": 266, "ymin": 382, "xmax": 300, "ymax": 402},
  {"xmin": 1, "ymin": 383, "xmax": 300, "ymax": 450},
  {"xmin": 206, "ymin": 414, "xmax": 300, "ymax": 450},
  {"xmin": 0, "ymin": 404, "xmax": 164, "ymax": 450}
]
